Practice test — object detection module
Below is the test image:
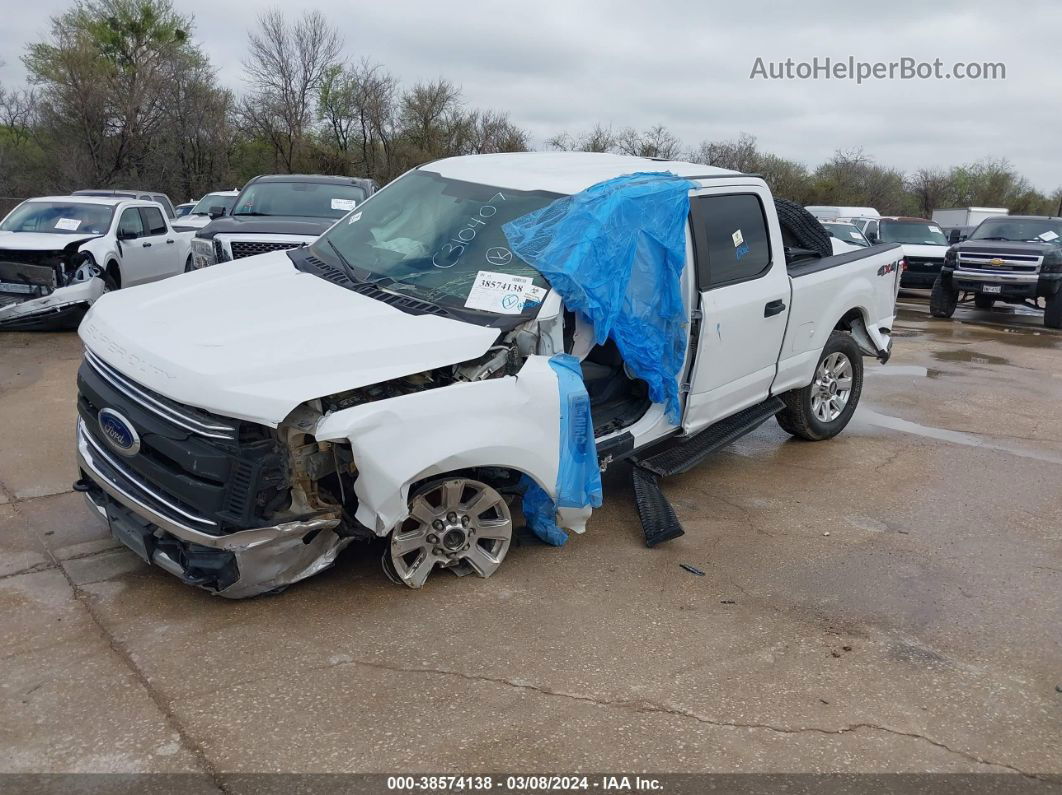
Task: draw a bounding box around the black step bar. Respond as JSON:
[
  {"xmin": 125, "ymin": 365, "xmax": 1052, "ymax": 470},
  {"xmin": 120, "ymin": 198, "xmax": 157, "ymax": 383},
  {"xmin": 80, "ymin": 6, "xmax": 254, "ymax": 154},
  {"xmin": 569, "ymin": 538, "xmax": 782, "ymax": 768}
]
[{"xmin": 630, "ymin": 397, "xmax": 786, "ymax": 547}]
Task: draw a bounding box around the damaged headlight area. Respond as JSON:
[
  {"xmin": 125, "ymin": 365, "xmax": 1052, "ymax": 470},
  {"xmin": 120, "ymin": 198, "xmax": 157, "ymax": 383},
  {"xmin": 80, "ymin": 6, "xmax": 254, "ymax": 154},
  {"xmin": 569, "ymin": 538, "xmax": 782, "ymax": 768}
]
[{"xmin": 0, "ymin": 246, "xmax": 104, "ymax": 330}]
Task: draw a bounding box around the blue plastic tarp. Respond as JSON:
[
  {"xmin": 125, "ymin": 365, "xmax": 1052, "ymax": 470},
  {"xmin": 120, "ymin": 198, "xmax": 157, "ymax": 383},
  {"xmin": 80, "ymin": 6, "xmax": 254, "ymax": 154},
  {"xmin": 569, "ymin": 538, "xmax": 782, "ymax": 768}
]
[
  {"xmin": 503, "ymin": 172, "xmax": 696, "ymax": 423},
  {"xmin": 520, "ymin": 354, "xmax": 603, "ymax": 546}
]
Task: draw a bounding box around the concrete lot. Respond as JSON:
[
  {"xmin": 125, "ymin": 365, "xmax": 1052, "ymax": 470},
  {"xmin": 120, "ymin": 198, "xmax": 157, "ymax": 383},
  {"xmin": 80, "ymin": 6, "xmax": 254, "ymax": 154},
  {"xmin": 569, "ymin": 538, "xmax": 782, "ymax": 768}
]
[{"xmin": 0, "ymin": 293, "xmax": 1060, "ymax": 781}]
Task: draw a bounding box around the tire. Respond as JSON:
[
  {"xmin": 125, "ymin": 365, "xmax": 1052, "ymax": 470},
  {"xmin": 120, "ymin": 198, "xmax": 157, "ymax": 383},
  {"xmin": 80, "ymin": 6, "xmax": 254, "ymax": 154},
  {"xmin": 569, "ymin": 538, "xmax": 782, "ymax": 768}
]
[
  {"xmin": 776, "ymin": 331, "xmax": 863, "ymax": 442},
  {"xmin": 773, "ymin": 198, "xmax": 833, "ymax": 260},
  {"xmin": 929, "ymin": 275, "xmax": 958, "ymax": 318},
  {"xmin": 974, "ymin": 294, "xmax": 995, "ymax": 310},
  {"xmin": 184, "ymin": 255, "xmax": 194, "ymax": 273},
  {"xmin": 1045, "ymin": 291, "xmax": 1062, "ymax": 330}
]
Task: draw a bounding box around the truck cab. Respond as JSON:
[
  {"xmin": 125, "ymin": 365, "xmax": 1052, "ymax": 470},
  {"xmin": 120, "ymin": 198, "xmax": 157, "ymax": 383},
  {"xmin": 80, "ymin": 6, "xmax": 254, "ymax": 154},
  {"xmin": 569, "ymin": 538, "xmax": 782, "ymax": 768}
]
[{"xmin": 74, "ymin": 153, "xmax": 902, "ymax": 597}]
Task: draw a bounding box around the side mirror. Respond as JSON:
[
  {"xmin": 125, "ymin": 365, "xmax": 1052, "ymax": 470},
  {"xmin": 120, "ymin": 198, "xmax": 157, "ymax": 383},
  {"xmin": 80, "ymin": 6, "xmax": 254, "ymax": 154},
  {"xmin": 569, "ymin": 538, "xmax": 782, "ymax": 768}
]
[
  {"xmin": 117, "ymin": 228, "xmax": 137, "ymax": 241},
  {"xmin": 948, "ymin": 230, "xmax": 961, "ymax": 244},
  {"xmin": 208, "ymin": 205, "xmax": 226, "ymax": 219},
  {"xmin": 867, "ymin": 233, "xmax": 879, "ymax": 244}
]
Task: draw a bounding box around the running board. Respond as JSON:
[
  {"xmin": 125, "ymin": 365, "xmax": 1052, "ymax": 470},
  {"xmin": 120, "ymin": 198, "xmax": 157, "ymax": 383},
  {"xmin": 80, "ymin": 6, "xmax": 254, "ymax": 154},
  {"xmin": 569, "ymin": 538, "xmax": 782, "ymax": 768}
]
[
  {"xmin": 633, "ymin": 397, "xmax": 786, "ymax": 478},
  {"xmin": 632, "ymin": 465, "xmax": 684, "ymax": 547}
]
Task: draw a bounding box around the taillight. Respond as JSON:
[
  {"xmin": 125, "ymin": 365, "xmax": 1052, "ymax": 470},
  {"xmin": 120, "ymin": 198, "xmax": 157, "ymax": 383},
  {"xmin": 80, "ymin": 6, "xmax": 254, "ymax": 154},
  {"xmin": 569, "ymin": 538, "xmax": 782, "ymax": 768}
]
[{"xmin": 899, "ymin": 258, "xmax": 908, "ymax": 271}]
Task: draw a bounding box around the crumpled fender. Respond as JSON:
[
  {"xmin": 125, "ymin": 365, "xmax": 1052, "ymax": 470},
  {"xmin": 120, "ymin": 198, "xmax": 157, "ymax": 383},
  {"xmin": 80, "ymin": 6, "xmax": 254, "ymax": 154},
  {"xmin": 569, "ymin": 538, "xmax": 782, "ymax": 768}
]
[
  {"xmin": 313, "ymin": 355, "xmax": 564, "ymax": 535},
  {"xmin": 78, "ymin": 237, "xmax": 121, "ymax": 269}
]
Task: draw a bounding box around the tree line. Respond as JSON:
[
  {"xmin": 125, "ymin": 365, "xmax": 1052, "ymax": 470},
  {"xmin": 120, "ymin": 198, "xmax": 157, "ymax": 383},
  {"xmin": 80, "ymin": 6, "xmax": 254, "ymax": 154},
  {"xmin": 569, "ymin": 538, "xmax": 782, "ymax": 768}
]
[{"xmin": 1, "ymin": 0, "xmax": 1059, "ymax": 219}]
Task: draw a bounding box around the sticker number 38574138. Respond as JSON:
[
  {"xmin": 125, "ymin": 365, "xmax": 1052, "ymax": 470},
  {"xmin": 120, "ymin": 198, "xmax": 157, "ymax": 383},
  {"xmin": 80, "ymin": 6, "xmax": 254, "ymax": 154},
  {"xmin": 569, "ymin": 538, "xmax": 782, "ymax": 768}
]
[{"xmin": 432, "ymin": 193, "xmax": 506, "ymax": 269}]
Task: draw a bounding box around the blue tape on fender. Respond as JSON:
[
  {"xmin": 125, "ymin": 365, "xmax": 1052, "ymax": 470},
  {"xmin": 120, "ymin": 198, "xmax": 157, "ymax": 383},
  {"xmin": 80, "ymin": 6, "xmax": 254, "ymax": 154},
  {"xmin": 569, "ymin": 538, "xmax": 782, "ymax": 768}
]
[
  {"xmin": 504, "ymin": 172, "xmax": 695, "ymax": 423},
  {"xmin": 520, "ymin": 354, "xmax": 603, "ymax": 546}
]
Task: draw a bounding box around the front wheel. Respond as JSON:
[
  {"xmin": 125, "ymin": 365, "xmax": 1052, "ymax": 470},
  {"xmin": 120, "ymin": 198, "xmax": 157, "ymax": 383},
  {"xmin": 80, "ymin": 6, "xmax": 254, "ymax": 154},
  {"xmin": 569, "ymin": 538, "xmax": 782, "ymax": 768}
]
[
  {"xmin": 776, "ymin": 331, "xmax": 863, "ymax": 441},
  {"xmin": 383, "ymin": 477, "xmax": 513, "ymax": 589},
  {"xmin": 184, "ymin": 255, "xmax": 194, "ymax": 273},
  {"xmin": 930, "ymin": 275, "xmax": 959, "ymax": 318}
]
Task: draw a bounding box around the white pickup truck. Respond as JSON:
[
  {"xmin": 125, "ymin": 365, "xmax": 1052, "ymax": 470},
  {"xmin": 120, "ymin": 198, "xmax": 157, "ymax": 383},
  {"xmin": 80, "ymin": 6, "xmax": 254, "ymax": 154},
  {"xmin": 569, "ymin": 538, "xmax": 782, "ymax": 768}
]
[
  {"xmin": 0, "ymin": 196, "xmax": 193, "ymax": 330},
  {"xmin": 72, "ymin": 153, "xmax": 902, "ymax": 598}
]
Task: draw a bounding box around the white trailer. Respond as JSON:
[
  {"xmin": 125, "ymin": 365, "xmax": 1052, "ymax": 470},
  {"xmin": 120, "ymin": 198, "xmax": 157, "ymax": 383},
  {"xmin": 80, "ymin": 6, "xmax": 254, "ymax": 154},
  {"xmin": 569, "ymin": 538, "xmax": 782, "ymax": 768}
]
[{"xmin": 932, "ymin": 207, "xmax": 1009, "ymax": 228}]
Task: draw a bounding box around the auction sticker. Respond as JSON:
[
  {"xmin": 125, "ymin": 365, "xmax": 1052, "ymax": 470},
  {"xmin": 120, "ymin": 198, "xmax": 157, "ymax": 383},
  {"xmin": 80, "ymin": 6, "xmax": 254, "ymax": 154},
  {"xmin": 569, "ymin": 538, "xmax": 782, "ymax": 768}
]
[{"xmin": 465, "ymin": 270, "xmax": 533, "ymax": 314}]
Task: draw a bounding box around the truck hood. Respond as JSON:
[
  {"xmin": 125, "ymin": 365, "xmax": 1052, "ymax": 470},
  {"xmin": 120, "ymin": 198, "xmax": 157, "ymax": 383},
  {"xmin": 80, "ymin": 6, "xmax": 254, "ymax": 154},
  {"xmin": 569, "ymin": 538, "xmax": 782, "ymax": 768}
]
[
  {"xmin": 0, "ymin": 231, "xmax": 100, "ymax": 251},
  {"xmin": 897, "ymin": 243, "xmax": 949, "ymax": 259},
  {"xmin": 194, "ymin": 215, "xmax": 336, "ymax": 240},
  {"xmin": 78, "ymin": 251, "xmax": 500, "ymax": 426}
]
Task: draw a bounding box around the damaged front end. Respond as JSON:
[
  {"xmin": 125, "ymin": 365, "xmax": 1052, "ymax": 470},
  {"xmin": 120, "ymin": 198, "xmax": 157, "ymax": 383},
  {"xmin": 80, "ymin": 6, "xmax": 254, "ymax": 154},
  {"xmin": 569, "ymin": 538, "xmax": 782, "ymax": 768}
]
[
  {"xmin": 74, "ymin": 332, "xmax": 550, "ymax": 598},
  {"xmin": 0, "ymin": 245, "xmax": 106, "ymax": 330}
]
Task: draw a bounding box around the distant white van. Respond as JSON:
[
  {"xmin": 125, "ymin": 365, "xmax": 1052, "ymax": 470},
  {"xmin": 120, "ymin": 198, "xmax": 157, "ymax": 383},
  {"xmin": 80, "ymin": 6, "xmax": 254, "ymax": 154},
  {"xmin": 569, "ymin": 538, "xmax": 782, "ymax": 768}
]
[{"xmin": 805, "ymin": 206, "xmax": 881, "ymax": 221}]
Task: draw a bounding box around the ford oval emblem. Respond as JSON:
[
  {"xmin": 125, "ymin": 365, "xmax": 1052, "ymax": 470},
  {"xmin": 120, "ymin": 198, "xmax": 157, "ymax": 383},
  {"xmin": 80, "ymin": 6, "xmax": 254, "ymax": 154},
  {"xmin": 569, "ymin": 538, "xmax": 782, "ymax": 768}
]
[{"xmin": 97, "ymin": 408, "xmax": 140, "ymax": 456}]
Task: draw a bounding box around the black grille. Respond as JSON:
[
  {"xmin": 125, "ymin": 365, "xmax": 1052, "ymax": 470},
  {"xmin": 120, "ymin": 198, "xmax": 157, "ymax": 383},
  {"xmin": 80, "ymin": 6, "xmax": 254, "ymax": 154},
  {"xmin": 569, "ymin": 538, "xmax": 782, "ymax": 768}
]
[
  {"xmin": 230, "ymin": 240, "xmax": 303, "ymax": 259},
  {"xmin": 77, "ymin": 358, "xmax": 290, "ymax": 534}
]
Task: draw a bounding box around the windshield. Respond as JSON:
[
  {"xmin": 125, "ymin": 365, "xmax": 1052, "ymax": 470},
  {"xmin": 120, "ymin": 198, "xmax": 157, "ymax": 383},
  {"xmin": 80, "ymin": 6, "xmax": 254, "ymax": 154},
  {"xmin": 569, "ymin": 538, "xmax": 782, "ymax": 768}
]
[
  {"xmin": 232, "ymin": 182, "xmax": 367, "ymax": 219},
  {"xmin": 970, "ymin": 218, "xmax": 1062, "ymax": 243},
  {"xmin": 311, "ymin": 170, "xmax": 557, "ymax": 320},
  {"xmin": 190, "ymin": 194, "xmax": 237, "ymax": 216},
  {"xmin": 822, "ymin": 223, "xmax": 869, "ymax": 247},
  {"xmin": 879, "ymin": 221, "xmax": 948, "ymax": 246},
  {"xmin": 0, "ymin": 201, "xmax": 114, "ymax": 235}
]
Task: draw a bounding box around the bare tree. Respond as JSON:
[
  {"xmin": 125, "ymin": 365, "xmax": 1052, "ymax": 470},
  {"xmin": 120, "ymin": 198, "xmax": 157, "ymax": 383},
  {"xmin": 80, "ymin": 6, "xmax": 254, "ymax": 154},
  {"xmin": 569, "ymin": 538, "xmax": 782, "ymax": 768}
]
[
  {"xmin": 241, "ymin": 9, "xmax": 343, "ymax": 171},
  {"xmin": 616, "ymin": 124, "xmax": 682, "ymax": 159}
]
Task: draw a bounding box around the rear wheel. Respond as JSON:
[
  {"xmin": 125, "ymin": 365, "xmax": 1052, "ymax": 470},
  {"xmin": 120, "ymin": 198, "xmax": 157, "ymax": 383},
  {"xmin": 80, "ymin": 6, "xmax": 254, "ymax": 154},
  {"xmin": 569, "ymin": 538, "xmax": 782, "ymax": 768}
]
[
  {"xmin": 776, "ymin": 331, "xmax": 863, "ymax": 441},
  {"xmin": 930, "ymin": 275, "xmax": 958, "ymax": 318},
  {"xmin": 974, "ymin": 294, "xmax": 995, "ymax": 310},
  {"xmin": 1045, "ymin": 291, "xmax": 1062, "ymax": 329},
  {"xmin": 384, "ymin": 477, "xmax": 513, "ymax": 589}
]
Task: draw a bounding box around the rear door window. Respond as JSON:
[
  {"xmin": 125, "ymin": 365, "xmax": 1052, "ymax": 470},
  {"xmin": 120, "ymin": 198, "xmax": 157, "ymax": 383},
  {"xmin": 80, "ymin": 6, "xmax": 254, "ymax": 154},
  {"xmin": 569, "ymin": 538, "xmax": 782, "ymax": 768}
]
[
  {"xmin": 690, "ymin": 194, "xmax": 772, "ymax": 289},
  {"xmin": 139, "ymin": 206, "xmax": 167, "ymax": 236}
]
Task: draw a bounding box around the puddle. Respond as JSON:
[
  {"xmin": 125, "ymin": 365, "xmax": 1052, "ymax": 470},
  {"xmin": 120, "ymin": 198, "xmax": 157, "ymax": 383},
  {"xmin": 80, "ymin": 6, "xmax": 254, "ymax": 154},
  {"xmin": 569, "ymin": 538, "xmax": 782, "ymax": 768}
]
[
  {"xmin": 932, "ymin": 349, "xmax": 1010, "ymax": 366},
  {"xmin": 854, "ymin": 408, "xmax": 1062, "ymax": 465},
  {"xmin": 866, "ymin": 365, "xmax": 943, "ymax": 379}
]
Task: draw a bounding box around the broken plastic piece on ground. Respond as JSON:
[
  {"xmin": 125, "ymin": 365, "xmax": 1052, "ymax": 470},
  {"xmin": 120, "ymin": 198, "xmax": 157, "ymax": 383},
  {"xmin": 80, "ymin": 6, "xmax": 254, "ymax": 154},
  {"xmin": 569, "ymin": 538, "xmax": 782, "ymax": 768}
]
[
  {"xmin": 504, "ymin": 171, "xmax": 696, "ymax": 422},
  {"xmin": 679, "ymin": 563, "xmax": 705, "ymax": 576}
]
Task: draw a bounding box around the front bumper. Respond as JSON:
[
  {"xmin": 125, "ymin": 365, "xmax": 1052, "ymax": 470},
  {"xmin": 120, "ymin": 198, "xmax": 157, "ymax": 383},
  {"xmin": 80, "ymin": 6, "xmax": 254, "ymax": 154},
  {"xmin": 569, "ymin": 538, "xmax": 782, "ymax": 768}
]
[
  {"xmin": 76, "ymin": 419, "xmax": 349, "ymax": 598},
  {"xmin": 0, "ymin": 278, "xmax": 105, "ymax": 330},
  {"xmin": 945, "ymin": 267, "xmax": 1062, "ymax": 300}
]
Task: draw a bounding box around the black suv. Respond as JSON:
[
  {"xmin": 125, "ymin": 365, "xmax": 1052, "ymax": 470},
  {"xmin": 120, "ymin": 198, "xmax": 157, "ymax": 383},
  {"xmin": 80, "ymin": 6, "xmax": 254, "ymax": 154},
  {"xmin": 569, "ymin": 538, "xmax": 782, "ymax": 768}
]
[
  {"xmin": 190, "ymin": 174, "xmax": 377, "ymax": 268},
  {"xmin": 931, "ymin": 215, "xmax": 1062, "ymax": 329}
]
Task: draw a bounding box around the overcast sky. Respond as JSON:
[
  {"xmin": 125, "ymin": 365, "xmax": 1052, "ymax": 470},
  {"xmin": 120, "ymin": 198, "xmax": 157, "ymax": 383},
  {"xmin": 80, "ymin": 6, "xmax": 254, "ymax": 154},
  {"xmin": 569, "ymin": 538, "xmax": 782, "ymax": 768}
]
[{"xmin": 3, "ymin": 0, "xmax": 1061, "ymax": 192}]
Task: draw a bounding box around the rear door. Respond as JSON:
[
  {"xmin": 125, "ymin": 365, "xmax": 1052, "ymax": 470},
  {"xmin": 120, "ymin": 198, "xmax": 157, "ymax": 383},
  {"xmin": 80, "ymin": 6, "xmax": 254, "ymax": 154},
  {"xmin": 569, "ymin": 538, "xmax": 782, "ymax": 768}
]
[
  {"xmin": 137, "ymin": 206, "xmax": 178, "ymax": 281},
  {"xmin": 682, "ymin": 186, "xmax": 790, "ymax": 434}
]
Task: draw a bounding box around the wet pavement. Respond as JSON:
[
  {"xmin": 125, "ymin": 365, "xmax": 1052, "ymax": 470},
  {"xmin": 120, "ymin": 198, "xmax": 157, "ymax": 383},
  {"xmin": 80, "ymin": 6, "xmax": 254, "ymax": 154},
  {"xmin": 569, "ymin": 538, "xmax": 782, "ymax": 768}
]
[{"xmin": 0, "ymin": 294, "xmax": 1060, "ymax": 781}]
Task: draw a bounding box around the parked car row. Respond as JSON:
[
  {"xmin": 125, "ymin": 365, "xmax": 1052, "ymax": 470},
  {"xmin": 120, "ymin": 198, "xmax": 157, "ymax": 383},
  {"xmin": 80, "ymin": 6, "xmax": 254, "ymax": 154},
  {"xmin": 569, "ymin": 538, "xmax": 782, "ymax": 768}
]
[
  {"xmin": 0, "ymin": 175, "xmax": 378, "ymax": 330},
  {"xmin": 808, "ymin": 203, "xmax": 1062, "ymax": 329}
]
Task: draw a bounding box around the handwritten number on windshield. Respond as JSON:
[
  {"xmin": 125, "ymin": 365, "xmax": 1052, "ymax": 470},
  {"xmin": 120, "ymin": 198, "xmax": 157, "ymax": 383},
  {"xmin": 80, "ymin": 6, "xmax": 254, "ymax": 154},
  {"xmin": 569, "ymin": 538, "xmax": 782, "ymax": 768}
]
[{"xmin": 432, "ymin": 193, "xmax": 506, "ymax": 269}]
